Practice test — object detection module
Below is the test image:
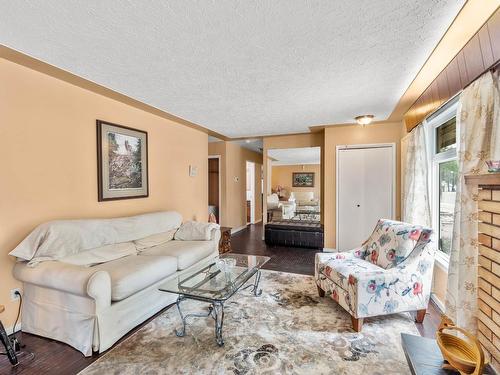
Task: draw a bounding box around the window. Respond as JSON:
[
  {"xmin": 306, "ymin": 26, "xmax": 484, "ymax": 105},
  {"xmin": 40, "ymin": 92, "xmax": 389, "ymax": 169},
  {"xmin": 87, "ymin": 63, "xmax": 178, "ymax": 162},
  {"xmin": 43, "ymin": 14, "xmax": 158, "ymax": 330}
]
[
  {"xmin": 436, "ymin": 118, "xmax": 457, "ymax": 153},
  {"xmin": 424, "ymin": 97, "xmax": 459, "ymax": 265},
  {"xmin": 438, "ymin": 158, "xmax": 457, "ymax": 255}
]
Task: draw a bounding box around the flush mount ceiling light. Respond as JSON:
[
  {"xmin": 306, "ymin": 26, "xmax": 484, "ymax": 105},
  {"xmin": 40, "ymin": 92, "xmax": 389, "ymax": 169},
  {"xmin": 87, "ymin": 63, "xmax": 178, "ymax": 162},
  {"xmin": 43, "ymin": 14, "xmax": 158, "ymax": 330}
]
[{"xmin": 355, "ymin": 115, "xmax": 375, "ymax": 126}]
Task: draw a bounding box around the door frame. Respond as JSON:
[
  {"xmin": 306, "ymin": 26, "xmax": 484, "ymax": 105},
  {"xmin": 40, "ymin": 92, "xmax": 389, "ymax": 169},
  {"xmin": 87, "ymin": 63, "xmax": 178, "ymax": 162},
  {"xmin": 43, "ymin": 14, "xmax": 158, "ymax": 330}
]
[
  {"xmin": 246, "ymin": 160, "xmax": 256, "ymax": 224},
  {"xmin": 208, "ymin": 155, "xmax": 222, "ymax": 223},
  {"xmin": 335, "ymin": 143, "xmax": 396, "ymax": 249}
]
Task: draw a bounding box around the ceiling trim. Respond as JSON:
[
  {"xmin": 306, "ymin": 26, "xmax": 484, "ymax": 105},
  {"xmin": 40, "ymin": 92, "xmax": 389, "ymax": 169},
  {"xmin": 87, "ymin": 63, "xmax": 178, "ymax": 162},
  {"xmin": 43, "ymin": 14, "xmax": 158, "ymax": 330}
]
[
  {"xmin": 271, "ymin": 161, "xmax": 321, "ymax": 166},
  {"xmin": 0, "ymin": 45, "xmax": 229, "ymax": 141},
  {"xmin": 387, "ymin": 0, "xmax": 499, "ymax": 121}
]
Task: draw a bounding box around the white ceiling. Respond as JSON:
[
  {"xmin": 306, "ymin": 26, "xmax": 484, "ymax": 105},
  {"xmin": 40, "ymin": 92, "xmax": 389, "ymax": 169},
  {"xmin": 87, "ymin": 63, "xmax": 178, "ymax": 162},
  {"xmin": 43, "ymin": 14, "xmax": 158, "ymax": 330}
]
[
  {"xmin": 0, "ymin": 1, "xmax": 464, "ymax": 137},
  {"xmin": 269, "ymin": 147, "xmax": 320, "ymax": 166},
  {"xmin": 232, "ymin": 139, "xmax": 264, "ymax": 154},
  {"xmin": 209, "ymin": 137, "xmax": 263, "ymax": 153}
]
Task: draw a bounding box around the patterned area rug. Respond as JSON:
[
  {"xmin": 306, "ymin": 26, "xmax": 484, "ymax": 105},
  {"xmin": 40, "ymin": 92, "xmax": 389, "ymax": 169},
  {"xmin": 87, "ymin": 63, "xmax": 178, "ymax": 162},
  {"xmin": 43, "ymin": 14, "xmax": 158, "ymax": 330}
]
[{"xmin": 80, "ymin": 270, "xmax": 416, "ymax": 374}]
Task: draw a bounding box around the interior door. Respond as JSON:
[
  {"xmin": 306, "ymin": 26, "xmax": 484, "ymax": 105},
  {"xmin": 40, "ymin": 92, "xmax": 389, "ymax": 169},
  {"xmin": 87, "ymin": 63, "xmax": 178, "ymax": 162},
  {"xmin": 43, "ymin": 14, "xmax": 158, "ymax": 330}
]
[{"xmin": 337, "ymin": 146, "xmax": 394, "ymax": 251}]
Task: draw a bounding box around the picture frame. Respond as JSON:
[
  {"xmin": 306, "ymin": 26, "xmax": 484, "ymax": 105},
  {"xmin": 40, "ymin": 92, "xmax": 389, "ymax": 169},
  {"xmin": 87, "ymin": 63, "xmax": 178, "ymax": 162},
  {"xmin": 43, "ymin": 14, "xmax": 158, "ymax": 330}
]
[
  {"xmin": 292, "ymin": 172, "xmax": 314, "ymax": 187},
  {"xmin": 97, "ymin": 120, "xmax": 148, "ymax": 201}
]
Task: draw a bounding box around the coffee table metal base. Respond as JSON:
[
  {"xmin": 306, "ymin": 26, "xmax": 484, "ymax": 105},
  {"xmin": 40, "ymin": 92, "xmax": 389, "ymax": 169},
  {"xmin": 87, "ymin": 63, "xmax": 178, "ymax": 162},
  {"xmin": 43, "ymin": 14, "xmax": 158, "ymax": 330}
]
[{"xmin": 174, "ymin": 269, "xmax": 262, "ymax": 346}]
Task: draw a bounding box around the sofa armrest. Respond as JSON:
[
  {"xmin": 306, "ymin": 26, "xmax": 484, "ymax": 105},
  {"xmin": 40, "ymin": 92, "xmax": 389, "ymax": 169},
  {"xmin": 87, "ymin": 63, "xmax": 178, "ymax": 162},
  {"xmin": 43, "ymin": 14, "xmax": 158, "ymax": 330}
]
[
  {"xmin": 210, "ymin": 228, "xmax": 221, "ymax": 243},
  {"xmin": 13, "ymin": 261, "xmax": 111, "ymax": 309}
]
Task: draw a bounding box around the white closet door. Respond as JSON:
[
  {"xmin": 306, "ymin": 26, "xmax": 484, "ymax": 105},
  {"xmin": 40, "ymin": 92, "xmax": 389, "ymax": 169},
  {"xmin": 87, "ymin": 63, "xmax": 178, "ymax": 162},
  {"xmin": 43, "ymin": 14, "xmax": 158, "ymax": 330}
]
[{"xmin": 337, "ymin": 146, "xmax": 394, "ymax": 251}]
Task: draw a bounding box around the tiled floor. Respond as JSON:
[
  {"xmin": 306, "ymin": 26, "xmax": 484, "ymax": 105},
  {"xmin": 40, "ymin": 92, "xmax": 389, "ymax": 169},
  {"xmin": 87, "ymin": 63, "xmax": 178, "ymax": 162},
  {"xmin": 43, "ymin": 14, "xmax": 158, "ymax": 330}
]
[{"xmin": 0, "ymin": 223, "xmax": 441, "ymax": 374}]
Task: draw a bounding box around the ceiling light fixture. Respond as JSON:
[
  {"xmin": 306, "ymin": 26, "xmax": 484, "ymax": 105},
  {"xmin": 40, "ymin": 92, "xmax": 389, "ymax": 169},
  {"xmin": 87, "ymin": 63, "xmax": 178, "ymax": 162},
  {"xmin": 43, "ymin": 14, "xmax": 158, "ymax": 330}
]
[{"xmin": 355, "ymin": 115, "xmax": 375, "ymax": 126}]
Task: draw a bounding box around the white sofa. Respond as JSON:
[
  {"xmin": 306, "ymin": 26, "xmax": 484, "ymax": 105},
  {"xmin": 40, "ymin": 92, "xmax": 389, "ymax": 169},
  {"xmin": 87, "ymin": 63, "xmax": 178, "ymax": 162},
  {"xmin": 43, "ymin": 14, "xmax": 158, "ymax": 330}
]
[
  {"xmin": 10, "ymin": 211, "xmax": 220, "ymax": 356},
  {"xmin": 289, "ymin": 191, "xmax": 319, "ymax": 207},
  {"xmin": 267, "ymin": 193, "xmax": 296, "ymax": 220}
]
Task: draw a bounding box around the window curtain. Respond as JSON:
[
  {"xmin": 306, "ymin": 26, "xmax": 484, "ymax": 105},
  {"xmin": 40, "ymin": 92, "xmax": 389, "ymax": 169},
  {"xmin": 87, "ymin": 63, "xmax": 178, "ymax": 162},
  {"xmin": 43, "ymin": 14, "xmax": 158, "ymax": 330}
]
[
  {"xmin": 402, "ymin": 123, "xmax": 431, "ymax": 227},
  {"xmin": 445, "ymin": 70, "xmax": 500, "ymax": 332}
]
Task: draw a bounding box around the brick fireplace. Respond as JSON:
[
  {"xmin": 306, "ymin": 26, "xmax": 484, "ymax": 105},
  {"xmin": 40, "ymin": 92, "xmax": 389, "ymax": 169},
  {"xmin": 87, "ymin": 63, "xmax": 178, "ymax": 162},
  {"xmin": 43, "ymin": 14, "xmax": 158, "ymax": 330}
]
[{"xmin": 466, "ymin": 172, "xmax": 500, "ymax": 371}]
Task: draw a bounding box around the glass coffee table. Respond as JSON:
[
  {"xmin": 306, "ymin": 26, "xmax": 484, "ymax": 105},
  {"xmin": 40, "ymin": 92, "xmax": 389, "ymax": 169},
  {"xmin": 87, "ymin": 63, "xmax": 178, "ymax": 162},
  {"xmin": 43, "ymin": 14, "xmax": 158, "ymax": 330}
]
[{"xmin": 159, "ymin": 253, "xmax": 270, "ymax": 346}]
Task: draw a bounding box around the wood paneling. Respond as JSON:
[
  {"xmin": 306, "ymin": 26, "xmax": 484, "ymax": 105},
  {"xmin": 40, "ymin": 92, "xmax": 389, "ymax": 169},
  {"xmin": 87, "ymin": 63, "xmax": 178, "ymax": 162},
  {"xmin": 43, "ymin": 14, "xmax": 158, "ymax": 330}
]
[{"xmin": 405, "ymin": 8, "xmax": 500, "ymax": 131}]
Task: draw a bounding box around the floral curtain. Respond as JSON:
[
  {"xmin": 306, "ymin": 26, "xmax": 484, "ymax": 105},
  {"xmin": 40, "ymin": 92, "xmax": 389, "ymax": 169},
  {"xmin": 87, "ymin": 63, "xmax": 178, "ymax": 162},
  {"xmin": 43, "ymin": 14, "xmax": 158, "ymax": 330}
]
[
  {"xmin": 402, "ymin": 123, "xmax": 431, "ymax": 227},
  {"xmin": 445, "ymin": 70, "xmax": 500, "ymax": 332}
]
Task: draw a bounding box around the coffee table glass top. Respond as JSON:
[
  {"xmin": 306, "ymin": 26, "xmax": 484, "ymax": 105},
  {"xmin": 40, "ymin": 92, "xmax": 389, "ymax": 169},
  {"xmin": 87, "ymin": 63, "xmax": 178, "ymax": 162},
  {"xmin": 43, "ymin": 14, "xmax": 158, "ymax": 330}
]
[{"xmin": 159, "ymin": 253, "xmax": 270, "ymax": 301}]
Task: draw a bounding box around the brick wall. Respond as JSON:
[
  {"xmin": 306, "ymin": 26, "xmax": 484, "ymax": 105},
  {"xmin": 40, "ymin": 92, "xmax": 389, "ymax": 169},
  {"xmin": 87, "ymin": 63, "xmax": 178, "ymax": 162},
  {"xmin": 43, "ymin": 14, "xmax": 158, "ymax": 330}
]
[{"xmin": 477, "ymin": 186, "xmax": 500, "ymax": 371}]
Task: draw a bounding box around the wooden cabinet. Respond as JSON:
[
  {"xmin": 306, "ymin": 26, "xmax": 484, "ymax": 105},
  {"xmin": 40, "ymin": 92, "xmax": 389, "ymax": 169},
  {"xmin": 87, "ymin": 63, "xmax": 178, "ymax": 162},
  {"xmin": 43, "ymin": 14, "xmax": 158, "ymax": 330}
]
[{"xmin": 218, "ymin": 227, "xmax": 232, "ymax": 254}]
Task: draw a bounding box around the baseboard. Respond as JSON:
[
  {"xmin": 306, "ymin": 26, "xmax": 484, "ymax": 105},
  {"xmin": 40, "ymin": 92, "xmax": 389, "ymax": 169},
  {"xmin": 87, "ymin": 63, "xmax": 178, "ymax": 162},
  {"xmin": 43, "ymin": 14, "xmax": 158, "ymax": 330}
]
[
  {"xmin": 253, "ymin": 219, "xmax": 262, "ymax": 224},
  {"xmin": 322, "ymin": 247, "xmax": 337, "ymax": 253},
  {"xmin": 231, "ymin": 225, "xmax": 247, "ymax": 235},
  {"xmin": 5, "ymin": 323, "xmax": 21, "ymax": 336},
  {"xmin": 430, "ymin": 293, "xmax": 445, "ymax": 313}
]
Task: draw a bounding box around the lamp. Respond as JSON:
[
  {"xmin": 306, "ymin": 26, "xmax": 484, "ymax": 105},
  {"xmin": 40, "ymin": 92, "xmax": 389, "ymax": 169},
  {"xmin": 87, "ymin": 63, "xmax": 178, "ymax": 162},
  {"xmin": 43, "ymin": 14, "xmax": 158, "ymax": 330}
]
[{"xmin": 355, "ymin": 115, "xmax": 375, "ymax": 126}]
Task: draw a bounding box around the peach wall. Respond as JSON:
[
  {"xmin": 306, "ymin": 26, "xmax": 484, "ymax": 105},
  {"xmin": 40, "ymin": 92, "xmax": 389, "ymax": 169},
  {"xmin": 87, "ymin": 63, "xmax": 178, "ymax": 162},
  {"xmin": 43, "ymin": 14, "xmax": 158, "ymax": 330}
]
[
  {"xmin": 271, "ymin": 164, "xmax": 321, "ymax": 199},
  {"xmin": 209, "ymin": 141, "xmax": 262, "ymax": 229},
  {"xmin": 0, "ymin": 58, "xmax": 209, "ymax": 328},
  {"xmin": 263, "ymin": 133, "xmax": 325, "ymax": 226},
  {"xmin": 323, "ymin": 122, "xmax": 405, "ymax": 248}
]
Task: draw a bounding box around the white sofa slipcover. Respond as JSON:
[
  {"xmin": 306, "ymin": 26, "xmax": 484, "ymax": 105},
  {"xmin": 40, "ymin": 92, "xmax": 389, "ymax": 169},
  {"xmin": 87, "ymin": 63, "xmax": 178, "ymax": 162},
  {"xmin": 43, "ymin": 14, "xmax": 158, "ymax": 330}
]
[
  {"xmin": 140, "ymin": 240, "xmax": 216, "ymax": 270},
  {"xmin": 11, "ymin": 211, "xmax": 220, "ymax": 356},
  {"xmin": 289, "ymin": 191, "xmax": 319, "ymax": 207}
]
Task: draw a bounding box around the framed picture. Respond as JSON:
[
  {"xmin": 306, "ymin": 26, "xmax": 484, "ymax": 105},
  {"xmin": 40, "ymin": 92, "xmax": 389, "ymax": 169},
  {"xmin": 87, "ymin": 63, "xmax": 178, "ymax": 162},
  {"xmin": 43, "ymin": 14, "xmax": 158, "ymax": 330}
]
[
  {"xmin": 97, "ymin": 120, "xmax": 148, "ymax": 201},
  {"xmin": 292, "ymin": 172, "xmax": 314, "ymax": 187}
]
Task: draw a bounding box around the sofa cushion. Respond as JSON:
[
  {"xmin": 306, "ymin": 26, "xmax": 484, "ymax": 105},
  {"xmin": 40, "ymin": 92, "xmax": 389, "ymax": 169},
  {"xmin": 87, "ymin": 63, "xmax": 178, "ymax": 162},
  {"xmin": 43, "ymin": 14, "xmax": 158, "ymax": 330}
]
[
  {"xmin": 140, "ymin": 240, "xmax": 215, "ymax": 270},
  {"xmin": 59, "ymin": 241, "xmax": 137, "ymax": 266},
  {"xmin": 134, "ymin": 229, "xmax": 177, "ymax": 251},
  {"xmin": 9, "ymin": 211, "xmax": 183, "ymax": 265},
  {"xmin": 317, "ymin": 253, "xmax": 381, "ymax": 290},
  {"xmin": 94, "ymin": 254, "xmax": 177, "ymax": 301},
  {"xmin": 174, "ymin": 221, "xmax": 219, "ymax": 241}
]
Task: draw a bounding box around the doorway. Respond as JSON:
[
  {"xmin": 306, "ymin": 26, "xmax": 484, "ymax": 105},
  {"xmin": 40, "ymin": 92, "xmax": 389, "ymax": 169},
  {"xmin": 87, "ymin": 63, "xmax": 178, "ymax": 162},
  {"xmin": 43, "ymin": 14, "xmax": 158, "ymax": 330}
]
[
  {"xmin": 336, "ymin": 143, "xmax": 395, "ymax": 250},
  {"xmin": 208, "ymin": 156, "xmax": 220, "ymax": 223},
  {"xmin": 246, "ymin": 161, "xmax": 256, "ymax": 224}
]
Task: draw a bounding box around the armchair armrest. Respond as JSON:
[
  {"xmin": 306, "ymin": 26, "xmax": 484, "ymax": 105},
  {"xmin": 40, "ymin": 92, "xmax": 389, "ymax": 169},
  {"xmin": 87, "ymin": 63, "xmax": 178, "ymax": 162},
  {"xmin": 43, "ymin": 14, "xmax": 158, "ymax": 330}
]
[
  {"xmin": 13, "ymin": 261, "xmax": 111, "ymax": 309},
  {"xmin": 353, "ymin": 246, "xmax": 435, "ymax": 317}
]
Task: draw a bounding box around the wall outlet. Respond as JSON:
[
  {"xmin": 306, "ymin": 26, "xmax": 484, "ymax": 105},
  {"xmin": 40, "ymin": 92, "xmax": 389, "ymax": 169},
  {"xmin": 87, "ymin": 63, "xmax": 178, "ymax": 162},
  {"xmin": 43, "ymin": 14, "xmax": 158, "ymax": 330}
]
[{"xmin": 10, "ymin": 288, "xmax": 21, "ymax": 301}]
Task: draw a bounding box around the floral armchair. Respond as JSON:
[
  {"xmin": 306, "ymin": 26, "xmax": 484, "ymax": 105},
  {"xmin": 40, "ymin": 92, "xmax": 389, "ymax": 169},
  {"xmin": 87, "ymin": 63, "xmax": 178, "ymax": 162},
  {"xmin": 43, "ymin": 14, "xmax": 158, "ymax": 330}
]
[{"xmin": 315, "ymin": 219, "xmax": 434, "ymax": 331}]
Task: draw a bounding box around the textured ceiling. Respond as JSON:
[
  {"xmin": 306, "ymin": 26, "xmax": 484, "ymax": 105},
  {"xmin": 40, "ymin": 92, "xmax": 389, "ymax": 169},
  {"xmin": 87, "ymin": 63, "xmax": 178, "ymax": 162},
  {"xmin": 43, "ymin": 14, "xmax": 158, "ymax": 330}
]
[
  {"xmin": 269, "ymin": 147, "xmax": 321, "ymax": 165},
  {"xmin": 0, "ymin": 1, "xmax": 465, "ymax": 137},
  {"xmin": 231, "ymin": 139, "xmax": 264, "ymax": 154}
]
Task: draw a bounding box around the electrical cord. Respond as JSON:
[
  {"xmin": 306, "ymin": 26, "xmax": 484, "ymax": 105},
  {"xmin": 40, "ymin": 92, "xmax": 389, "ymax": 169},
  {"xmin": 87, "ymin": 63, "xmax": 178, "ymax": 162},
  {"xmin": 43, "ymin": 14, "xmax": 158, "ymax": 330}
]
[{"xmin": 11, "ymin": 292, "xmax": 23, "ymax": 350}]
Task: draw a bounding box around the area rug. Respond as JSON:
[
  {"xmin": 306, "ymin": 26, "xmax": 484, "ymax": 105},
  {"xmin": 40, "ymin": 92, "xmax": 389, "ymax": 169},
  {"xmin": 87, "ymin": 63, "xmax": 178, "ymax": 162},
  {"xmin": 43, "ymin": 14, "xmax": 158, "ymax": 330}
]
[{"xmin": 80, "ymin": 270, "xmax": 417, "ymax": 374}]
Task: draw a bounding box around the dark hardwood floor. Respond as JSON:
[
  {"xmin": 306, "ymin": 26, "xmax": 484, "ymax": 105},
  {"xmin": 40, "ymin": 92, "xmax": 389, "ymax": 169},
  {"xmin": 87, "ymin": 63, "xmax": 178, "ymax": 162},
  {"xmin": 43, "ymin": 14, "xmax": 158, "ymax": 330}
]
[
  {"xmin": 0, "ymin": 223, "xmax": 441, "ymax": 375},
  {"xmin": 231, "ymin": 223, "xmax": 317, "ymax": 275}
]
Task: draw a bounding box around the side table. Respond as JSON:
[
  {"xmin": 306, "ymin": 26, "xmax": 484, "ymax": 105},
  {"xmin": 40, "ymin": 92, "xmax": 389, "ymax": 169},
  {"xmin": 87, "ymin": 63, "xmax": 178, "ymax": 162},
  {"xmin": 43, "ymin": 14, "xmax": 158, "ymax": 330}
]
[
  {"xmin": 401, "ymin": 333, "xmax": 495, "ymax": 375},
  {"xmin": 219, "ymin": 227, "xmax": 232, "ymax": 254}
]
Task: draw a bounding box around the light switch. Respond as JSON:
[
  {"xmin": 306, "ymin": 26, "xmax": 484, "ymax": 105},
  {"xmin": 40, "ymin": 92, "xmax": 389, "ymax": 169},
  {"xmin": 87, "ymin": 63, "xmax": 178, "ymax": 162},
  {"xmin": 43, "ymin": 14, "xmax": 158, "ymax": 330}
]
[{"xmin": 189, "ymin": 165, "xmax": 198, "ymax": 177}]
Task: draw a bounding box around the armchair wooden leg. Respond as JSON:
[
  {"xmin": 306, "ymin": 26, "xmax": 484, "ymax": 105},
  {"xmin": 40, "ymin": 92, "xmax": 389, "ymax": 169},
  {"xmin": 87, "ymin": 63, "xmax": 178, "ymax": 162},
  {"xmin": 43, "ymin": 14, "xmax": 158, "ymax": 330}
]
[
  {"xmin": 415, "ymin": 309, "xmax": 426, "ymax": 323},
  {"xmin": 317, "ymin": 285, "xmax": 325, "ymax": 297},
  {"xmin": 351, "ymin": 316, "xmax": 363, "ymax": 332}
]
